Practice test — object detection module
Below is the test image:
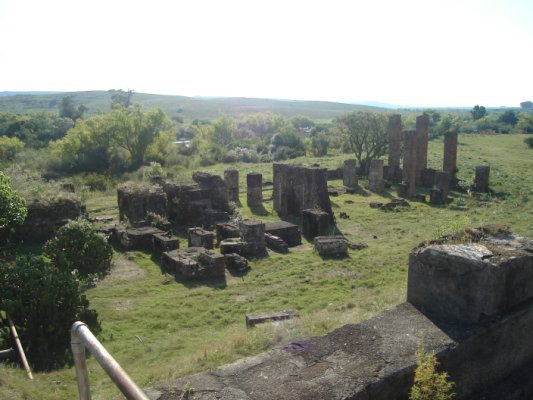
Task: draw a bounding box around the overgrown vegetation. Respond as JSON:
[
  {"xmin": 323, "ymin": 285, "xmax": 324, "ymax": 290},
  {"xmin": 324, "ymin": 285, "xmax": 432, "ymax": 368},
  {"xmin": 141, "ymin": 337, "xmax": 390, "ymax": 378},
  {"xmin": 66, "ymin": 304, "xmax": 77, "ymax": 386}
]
[
  {"xmin": 410, "ymin": 349, "xmax": 455, "ymax": 400},
  {"xmin": 0, "ymin": 171, "xmax": 27, "ymax": 243}
]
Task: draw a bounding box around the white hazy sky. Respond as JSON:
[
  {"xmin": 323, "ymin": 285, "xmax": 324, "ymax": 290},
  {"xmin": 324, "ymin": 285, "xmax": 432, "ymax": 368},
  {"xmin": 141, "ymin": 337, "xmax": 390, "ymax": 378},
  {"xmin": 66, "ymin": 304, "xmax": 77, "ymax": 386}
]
[{"xmin": 0, "ymin": 0, "xmax": 532, "ymax": 107}]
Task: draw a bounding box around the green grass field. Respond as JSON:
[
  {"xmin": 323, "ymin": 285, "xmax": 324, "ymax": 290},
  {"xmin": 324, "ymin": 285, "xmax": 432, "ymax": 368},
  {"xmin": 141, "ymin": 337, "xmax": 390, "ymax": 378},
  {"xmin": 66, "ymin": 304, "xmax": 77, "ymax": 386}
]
[{"xmin": 1, "ymin": 134, "xmax": 531, "ymax": 399}]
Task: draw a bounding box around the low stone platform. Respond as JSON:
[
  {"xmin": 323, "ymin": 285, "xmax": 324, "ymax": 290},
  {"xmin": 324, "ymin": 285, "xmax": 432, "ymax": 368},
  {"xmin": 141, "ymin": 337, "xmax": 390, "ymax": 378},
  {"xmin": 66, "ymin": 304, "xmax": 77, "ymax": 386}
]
[
  {"xmin": 313, "ymin": 236, "xmax": 348, "ymax": 256},
  {"xmin": 161, "ymin": 248, "xmax": 225, "ymax": 280},
  {"xmin": 245, "ymin": 310, "xmax": 299, "ymax": 327},
  {"xmin": 264, "ymin": 221, "xmax": 301, "ymax": 247},
  {"xmin": 116, "ymin": 226, "xmax": 165, "ymax": 249}
]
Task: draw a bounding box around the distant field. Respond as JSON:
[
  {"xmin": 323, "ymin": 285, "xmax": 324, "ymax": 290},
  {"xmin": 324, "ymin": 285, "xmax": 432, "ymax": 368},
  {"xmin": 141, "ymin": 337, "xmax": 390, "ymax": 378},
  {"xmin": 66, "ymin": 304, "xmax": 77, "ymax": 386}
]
[
  {"xmin": 0, "ymin": 91, "xmax": 385, "ymax": 122},
  {"xmin": 0, "ymin": 134, "xmax": 531, "ymax": 399}
]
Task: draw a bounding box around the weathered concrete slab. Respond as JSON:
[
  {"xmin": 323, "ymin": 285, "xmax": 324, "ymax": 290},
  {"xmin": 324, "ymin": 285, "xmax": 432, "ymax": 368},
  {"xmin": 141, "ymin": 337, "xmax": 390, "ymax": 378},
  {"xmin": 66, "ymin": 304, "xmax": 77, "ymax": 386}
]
[
  {"xmin": 313, "ymin": 236, "xmax": 348, "ymax": 256},
  {"xmin": 264, "ymin": 233, "xmax": 289, "ymax": 253},
  {"xmin": 264, "ymin": 221, "xmax": 301, "ymax": 247}
]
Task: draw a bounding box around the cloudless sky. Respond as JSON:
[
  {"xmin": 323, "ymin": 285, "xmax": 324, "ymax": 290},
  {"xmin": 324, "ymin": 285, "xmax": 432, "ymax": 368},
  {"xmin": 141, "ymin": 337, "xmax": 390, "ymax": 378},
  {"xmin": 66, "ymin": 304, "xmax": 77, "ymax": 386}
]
[{"xmin": 0, "ymin": 0, "xmax": 532, "ymax": 107}]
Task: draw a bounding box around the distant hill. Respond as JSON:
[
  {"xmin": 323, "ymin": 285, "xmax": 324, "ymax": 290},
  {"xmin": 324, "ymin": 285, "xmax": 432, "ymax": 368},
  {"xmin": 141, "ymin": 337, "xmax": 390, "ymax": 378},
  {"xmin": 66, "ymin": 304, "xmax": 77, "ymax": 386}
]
[{"xmin": 0, "ymin": 91, "xmax": 386, "ymax": 122}]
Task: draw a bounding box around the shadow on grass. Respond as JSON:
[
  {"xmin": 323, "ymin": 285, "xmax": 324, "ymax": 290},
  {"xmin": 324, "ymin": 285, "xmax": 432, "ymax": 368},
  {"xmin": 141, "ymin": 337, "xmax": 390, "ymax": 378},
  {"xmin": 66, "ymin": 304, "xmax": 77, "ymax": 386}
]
[{"xmin": 250, "ymin": 204, "xmax": 270, "ymax": 216}]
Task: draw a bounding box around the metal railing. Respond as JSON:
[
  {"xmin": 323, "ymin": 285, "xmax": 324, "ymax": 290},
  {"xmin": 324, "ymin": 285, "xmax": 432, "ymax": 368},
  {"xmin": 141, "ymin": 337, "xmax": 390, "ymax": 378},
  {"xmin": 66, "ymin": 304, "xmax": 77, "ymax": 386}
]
[{"xmin": 71, "ymin": 321, "xmax": 149, "ymax": 400}]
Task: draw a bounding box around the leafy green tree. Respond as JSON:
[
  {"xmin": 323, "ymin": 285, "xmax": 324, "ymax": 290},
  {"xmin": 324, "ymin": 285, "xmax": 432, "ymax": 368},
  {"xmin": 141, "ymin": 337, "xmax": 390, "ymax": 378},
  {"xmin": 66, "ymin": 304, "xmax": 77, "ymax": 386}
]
[
  {"xmin": 470, "ymin": 105, "xmax": 487, "ymax": 120},
  {"xmin": 0, "ymin": 136, "xmax": 25, "ymax": 161},
  {"xmin": 59, "ymin": 96, "xmax": 87, "ymax": 120},
  {"xmin": 435, "ymin": 114, "xmax": 461, "ymax": 138},
  {"xmin": 0, "ymin": 255, "xmax": 100, "ymax": 370},
  {"xmin": 0, "ymin": 172, "xmax": 27, "ymax": 243},
  {"xmin": 335, "ymin": 111, "xmax": 388, "ymax": 174},
  {"xmin": 498, "ymin": 110, "xmax": 518, "ymax": 126},
  {"xmin": 290, "ymin": 115, "xmax": 315, "ymax": 130},
  {"xmin": 110, "ymin": 89, "xmax": 135, "ymax": 108},
  {"xmin": 211, "ymin": 115, "xmax": 236, "ymax": 147},
  {"xmin": 44, "ymin": 218, "xmax": 113, "ymax": 278},
  {"xmin": 271, "ymin": 124, "xmax": 306, "ymax": 160},
  {"xmin": 311, "ymin": 133, "xmax": 329, "ymax": 156},
  {"xmin": 517, "ymin": 113, "xmax": 533, "ymax": 133}
]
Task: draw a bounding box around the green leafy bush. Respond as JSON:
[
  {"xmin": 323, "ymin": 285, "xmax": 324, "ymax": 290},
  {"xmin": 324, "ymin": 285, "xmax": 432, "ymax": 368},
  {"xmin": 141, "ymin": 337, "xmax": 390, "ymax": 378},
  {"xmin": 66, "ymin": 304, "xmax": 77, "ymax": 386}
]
[
  {"xmin": 410, "ymin": 349, "xmax": 455, "ymax": 400},
  {"xmin": 0, "ymin": 171, "xmax": 27, "ymax": 243},
  {"xmin": 0, "ymin": 255, "xmax": 100, "ymax": 370},
  {"xmin": 525, "ymin": 136, "xmax": 533, "ymax": 149},
  {"xmin": 44, "ymin": 219, "xmax": 113, "ymax": 278},
  {"xmin": 80, "ymin": 172, "xmax": 115, "ymax": 191}
]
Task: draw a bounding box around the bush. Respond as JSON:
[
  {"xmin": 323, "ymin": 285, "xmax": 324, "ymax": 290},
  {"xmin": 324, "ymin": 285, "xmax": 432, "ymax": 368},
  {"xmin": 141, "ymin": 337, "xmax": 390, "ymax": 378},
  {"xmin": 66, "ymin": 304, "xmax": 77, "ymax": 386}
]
[
  {"xmin": 410, "ymin": 349, "xmax": 455, "ymax": 400},
  {"xmin": 80, "ymin": 172, "xmax": 115, "ymax": 191},
  {"xmin": 44, "ymin": 219, "xmax": 113, "ymax": 278},
  {"xmin": 0, "ymin": 171, "xmax": 27, "ymax": 243},
  {"xmin": 0, "ymin": 255, "xmax": 100, "ymax": 370},
  {"xmin": 0, "ymin": 136, "xmax": 25, "ymax": 162},
  {"xmin": 525, "ymin": 136, "xmax": 533, "ymax": 149}
]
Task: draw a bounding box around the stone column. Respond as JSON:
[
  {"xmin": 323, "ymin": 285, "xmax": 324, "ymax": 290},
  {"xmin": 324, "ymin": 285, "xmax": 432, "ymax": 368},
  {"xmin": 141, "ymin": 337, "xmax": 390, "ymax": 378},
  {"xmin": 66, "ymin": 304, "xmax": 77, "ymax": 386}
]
[
  {"xmin": 430, "ymin": 170, "xmax": 450, "ymax": 204},
  {"xmin": 247, "ymin": 173, "xmax": 263, "ymax": 206},
  {"xmin": 224, "ymin": 169, "xmax": 239, "ymax": 202},
  {"xmin": 415, "ymin": 114, "xmax": 429, "ymax": 184},
  {"xmin": 343, "ymin": 159, "xmax": 358, "ymax": 187},
  {"xmin": 368, "ymin": 159, "xmax": 384, "ymax": 193},
  {"xmin": 443, "ymin": 131, "xmax": 458, "ymax": 177},
  {"xmin": 402, "ymin": 130, "xmax": 417, "ymax": 197},
  {"xmin": 387, "ymin": 114, "xmax": 402, "ymax": 182},
  {"xmin": 474, "ymin": 166, "xmax": 490, "ymax": 193}
]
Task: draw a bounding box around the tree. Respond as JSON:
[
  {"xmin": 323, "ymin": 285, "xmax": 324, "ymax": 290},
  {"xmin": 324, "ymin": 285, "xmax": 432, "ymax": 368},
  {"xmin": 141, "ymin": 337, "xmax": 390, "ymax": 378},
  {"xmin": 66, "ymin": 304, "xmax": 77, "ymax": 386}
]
[
  {"xmin": 335, "ymin": 111, "xmax": 388, "ymax": 174},
  {"xmin": 44, "ymin": 218, "xmax": 113, "ymax": 279},
  {"xmin": 59, "ymin": 96, "xmax": 87, "ymax": 120},
  {"xmin": 470, "ymin": 105, "xmax": 487, "ymax": 120},
  {"xmin": 0, "ymin": 255, "xmax": 100, "ymax": 370},
  {"xmin": 517, "ymin": 113, "xmax": 533, "ymax": 134},
  {"xmin": 0, "ymin": 136, "xmax": 25, "ymax": 161},
  {"xmin": 110, "ymin": 104, "xmax": 173, "ymax": 169},
  {"xmin": 498, "ymin": 110, "xmax": 518, "ymax": 126},
  {"xmin": 0, "ymin": 171, "xmax": 27, "ymax": 243},
  {"xmin": 110, "ymin": 89, "xmax": 135, "ymax": 108},
  {"xmin": 311, "ymin": 133, "xmax": 329, "ymax": 156}
]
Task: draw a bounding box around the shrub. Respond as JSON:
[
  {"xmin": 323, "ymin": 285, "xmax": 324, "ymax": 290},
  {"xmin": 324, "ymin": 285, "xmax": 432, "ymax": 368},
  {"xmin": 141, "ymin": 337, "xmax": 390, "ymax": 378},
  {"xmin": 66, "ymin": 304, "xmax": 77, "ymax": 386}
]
[
  {"xmin": 0, "ymin": 171, "xmax": 27, "ymax": 243},
  {"xmin": 0, "ymin": 136, "xmax": 25, "ymax": 162},
  {"xmin": 81, "ymin": 172, "xmax": 115, "ymax": 191},
  {"xmin": 410, "ymin": 349, "xmax": 455, "ymax": 400},
  {"xmin": 525, "ymin": 136, "xmax": 533, "ymax": 149},
  {"xmin": 44, "ymin": 219, "xmax": 113, "ymax": 278},
  {"xmin": 0, "ymin": 255, "xmax": 100, "ymax": 370}
]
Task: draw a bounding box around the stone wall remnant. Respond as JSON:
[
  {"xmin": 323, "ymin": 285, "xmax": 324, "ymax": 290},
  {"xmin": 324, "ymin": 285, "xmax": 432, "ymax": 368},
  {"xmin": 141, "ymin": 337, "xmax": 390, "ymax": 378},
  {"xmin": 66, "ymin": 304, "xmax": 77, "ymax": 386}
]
[
  {"xmin": 443, "ymin": 131, "xmax": 458, "ymax": 178},
  {"xmin": 224, "ymin": 253, "xmax": 249, "ymax": 272},
  {"xmin": 152, "ymin": 233, "xmax": 179, "ymax": 254},
  {"xmin": 239, "ymin": 220, "xmax": 266, "ymax": 256},
  {"xmin": 188, "ymin": 227, "xmax": 214, "ymax": 249},
  {"xmin": 474, "ymin": 165, "xmax": 490, "ymax": 193},
  {"xmin": 216, "ymin": 222, "xmax": 240, "ymax": 245},
  {"xmin": 434, "ymin": 170, "xmax": 450, "ymax": 200},
  {"xmin": 273, "ymin": 163, "xmax": 332, "ymax": 219},
  {"xmin": 162, "ymin": 247, "xmax": 225, "ymax": 280},
  {"xmin": 264, "ymin": 221, "xmax": 301, "ymax": 246},
  {"xmin": 368, "ymin": 159, "xmax": 384, "ymax": 193},
  {"xmin": 387, "ymin": 114, "xmax": 402, "ymax": 182},
  {"xmin": 115, "ymin": 226, "xmax": 165, "ymax": 249},
  {"xmin": 343, "ymin": 159, "xmax": 358, "ymax": 187},
  {"xmin": 402, "ymin": 130, "xmax": 417, "ymax": 197},
  {"xmin": 415, "ymin": 114, "xmax": 429, "ymax": 183},
  {"xmin": 117, "ymin": 184, "xmax": 167, "ymax": 223},
  {"xmin": 246, "ymin": 173, "xmax": 263, "ymax": 207},
  {"xmin": 302, "ymin": 209, "xmax": 330, "ymax": 239},
  {"xmin": 420, "ymin": 168, "xmax": 436, "ymax": 187},
  {"xmin": 326, "ymin": 167, "xmax": 343, "ymax": 181},
  {"xmin": 224, "ymin": 169, "xmax": 239, "ymax": 202},
  {"xmin": 265, "ymin": 233, "xmax": 289, "ymax": 253},
  {"xmin": 192, "ymin": 172, "xmax": 229, "ymax": 211},
  {"xmin": 408, "ymin": 233, "xmax": 533, "ymax": 323}
]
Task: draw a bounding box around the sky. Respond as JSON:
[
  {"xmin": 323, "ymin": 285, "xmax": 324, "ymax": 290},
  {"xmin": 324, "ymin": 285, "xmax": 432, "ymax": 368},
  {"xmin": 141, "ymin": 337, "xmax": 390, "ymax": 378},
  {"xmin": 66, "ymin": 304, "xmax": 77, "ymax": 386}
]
[{"xmin": 0, "ymin": 0, "xmax": 532, "ymax": 107}]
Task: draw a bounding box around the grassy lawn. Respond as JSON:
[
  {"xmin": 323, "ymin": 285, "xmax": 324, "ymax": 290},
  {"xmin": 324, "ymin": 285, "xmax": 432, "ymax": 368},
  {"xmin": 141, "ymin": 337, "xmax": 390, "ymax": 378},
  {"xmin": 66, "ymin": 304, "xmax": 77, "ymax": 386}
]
[{"xmin": 1, "ymin": 134, "xmax": 531, "ymax": 399}]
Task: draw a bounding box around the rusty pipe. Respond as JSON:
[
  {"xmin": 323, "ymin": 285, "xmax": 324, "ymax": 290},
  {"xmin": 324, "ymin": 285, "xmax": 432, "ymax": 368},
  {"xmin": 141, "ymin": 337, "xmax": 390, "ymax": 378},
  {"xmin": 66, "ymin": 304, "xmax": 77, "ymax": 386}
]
[{"xmin": 71, "ymin": 321, "xmax": 149, "ymax": 400}]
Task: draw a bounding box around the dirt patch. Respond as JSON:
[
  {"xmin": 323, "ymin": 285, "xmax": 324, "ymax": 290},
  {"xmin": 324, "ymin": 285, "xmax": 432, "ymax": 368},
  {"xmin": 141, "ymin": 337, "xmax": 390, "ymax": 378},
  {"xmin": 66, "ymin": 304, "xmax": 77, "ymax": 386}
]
[{"xmin": 98, "ymin": 256, "xmax": 145, "ymax": 288}]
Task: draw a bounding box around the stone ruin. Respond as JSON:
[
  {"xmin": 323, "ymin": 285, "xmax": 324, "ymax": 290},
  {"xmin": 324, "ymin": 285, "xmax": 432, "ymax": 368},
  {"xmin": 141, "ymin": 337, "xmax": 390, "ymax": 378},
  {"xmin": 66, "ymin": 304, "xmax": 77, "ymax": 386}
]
[
  {"xmin": 368, "ymin": 159, "xmax": 384, "ymax": 193},
  {"xmin": 224, "ymin": 169, "xmax": 239, "ymax": 202},
  {"xmin": 343, "ymin": 159, "xmax": 358, "ymax": 187},
  {"xmin": 400, "ymin": 130, "xmax": 417, "ymax": 198},
  {"xmin": 387, "ymin": 114, "xmax": 402, "ymax": 182},
  {"xmin": 117, "ymin": 171, "xmax": 230, "ymax": 227},
  {"xmin": 443, "ymin": 130, "xmax": 458, "ymax": 179},
  {"xmin": 152, "ymin": 227, "xmax": 533, "ymax": 400},
  {"xmin": 273, "ymin": 163, "xmax": 332, "ymax": 219},
  {"xmin": 429, "ymin": 170, "xmax": 450, "ymax": 205},
  {"xmin": 14, "ymin": 195, "xmax": 83, "ymax": 241},
  {"xmin": 162, "ymin": 247, "xmax": 225, "ymax": 280},
  {"xmin": 313, "ymin": 235, "xmax": 348, "ymax": 256},
  {"xmin": 264, "ymin": 220, "xmax": 301, "ymax": 247},
  {"xmin": 474, "ymin": 165, "xmax": 490, "ymax": 192},
  {"xmin": 415, "ymin": 114, "xmax": 429, "ymax": 184},
  {"xmin": 302, "ymin": 209, "xmax": 331, "ymax": 239},
  {"xmin": 188, "ymin": 227, "xmax": 214, "ymax": 249},
  {"xmin": 246, "ymin": 173, "xmax": 263, "ymax": 207}
]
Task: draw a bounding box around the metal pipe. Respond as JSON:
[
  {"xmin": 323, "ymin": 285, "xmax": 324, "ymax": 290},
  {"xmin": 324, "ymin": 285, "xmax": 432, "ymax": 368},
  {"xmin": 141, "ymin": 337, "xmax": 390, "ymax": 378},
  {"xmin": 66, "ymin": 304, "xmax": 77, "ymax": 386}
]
[
  {"xmin": 71, "ymin": 321, "xmax": 149, "ymax": 400},
  {"xmin": 0, "ymin": 348, "xmax": 15, "ymax": 360},
  {"xmin": 6, "ymin": 316, "xmax": 33, "ymax": 380}
]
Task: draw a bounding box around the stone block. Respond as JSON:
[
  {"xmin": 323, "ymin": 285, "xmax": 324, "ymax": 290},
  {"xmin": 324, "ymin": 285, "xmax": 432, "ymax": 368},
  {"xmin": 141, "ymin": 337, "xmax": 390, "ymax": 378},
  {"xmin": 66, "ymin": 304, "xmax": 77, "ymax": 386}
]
[
  {"xmin": 415, "ymin": 114, "xmax": 429, "ymax": 184},
  {"xmin": 396, "ymin": 182, "xmax": 408, "ymax": 198},
  {"xmin": 265, "ymin": 233, "xmax": 289, "ymax": 253},
  {"xmin": 474, "ymin": 165, "xmax": 490, "ymax": 193},
  {"xmin": 326, "ymin": 167, "xmax": 343, "ymax": 180},
  {"xmin": 429, "ymin": 188, "xmax": 445, "ymax": 205},
  {"xmin": 313, "ymin": 235, "xmax": 348, "ymax": 256},
  {"xmin": 264, "ymin": 221, "xmax": 301, "ymax": 246},
  {"xmin": 116, "ymin": 226, "xmax": 165, "ymax": 249},
  {"xmin": 302, "ymin": 209, "xmax": 330, "ymax": 239},
  {"xmin": 152, "ymin": 233, "xmax": 179, "ymax": 254},
  {"xmin": 188, "ymin": 227, "xmax": 214, "ymax": 249},
  {"xmin": 420, "ymin": 168, "xmax": 436, "ymax": 187},
  {"xmin": 407, "ymin": 234, "xmax": 533, "ymax": 323},
  {"xmin": 117, "ymin": 184, "xmax": 168, "ymax": 223},
  {"xmin": 443, "ymin": 130, "xmax": 458, "ymax": 177},
  {"xmin": 368, "ymin": 159, "xmax": 384, "ymax": 193},
  {"xmin": 245, "ymin": 310, "xmax": 300, "ymax": 327},
  {"xmin": 224, "ymin": 253, "xmax": 249, "ymax": 272},
  {"xmin": 343, "ymin": 159, "xmax": 358, "ymax": 187},
  {"xmin": 220, "ymin": 238, "xmax": 245, "ymax": 255},
  {"xmin": 387, "ymin": 114, "xmax": 403, "ymax": 182},
  {"xmin": 224, "ymin": 169, "xmax": 239, "ymax": 202},
  {"xmin": 247, "ymin": 173, "xmax": 263, "ymax": 207},
  {"xmin": 239, "ymin": 220, "xmax": 266, "ymax": 256},
  {"xmin": 402, "ymin": 130, "xmax": 417, "ymax": 197},
  {"xmin": 215, "ymin": 222, "xmax": 240, "ymax": 245}
]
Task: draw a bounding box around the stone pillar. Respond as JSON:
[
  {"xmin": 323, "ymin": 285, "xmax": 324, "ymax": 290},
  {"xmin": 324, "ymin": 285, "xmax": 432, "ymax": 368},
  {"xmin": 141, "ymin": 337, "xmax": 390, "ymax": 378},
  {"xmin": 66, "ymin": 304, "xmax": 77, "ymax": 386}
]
[
  {"xmin": 415, "ymin": 114, "xmax": 429, "ymax": 184},
  {"xmin": 239, "ymin": 220, "xmax": 265, "ymax": 255},
  {"xmin": 387, "ymin": 114, "xmax": 402, "ymax": 182},
  {"xmin": 402, "ymin": 130, "xmax": 417, "ymax": 197},
  {"xmin": 434, "ymin": 171, "xmax": 450, "ymax": 200},
  {"xmin": 247, "ymin": 173, "xmax": 263, "ymax": 206},
  {"xmin": 368, "ymin": 159, "xmax": 384, "ymax": 193},
  {"xmin": 343, "ymin": 159, "xmax": 358, "ymax": 187},
  {"xmin": 443, "ymin": 131, "xmax": 458, "ymax": 178},
  {"xmin": 224, "ymin": 169, "xmax": 239, "ymax": 202},
  {"xmin": 302, "ymin": 209, "xmax": 330, "ymax": 239},
  {"xmin": 474, "ymin": 166, "xmax": 490, "ymax": 193}
]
